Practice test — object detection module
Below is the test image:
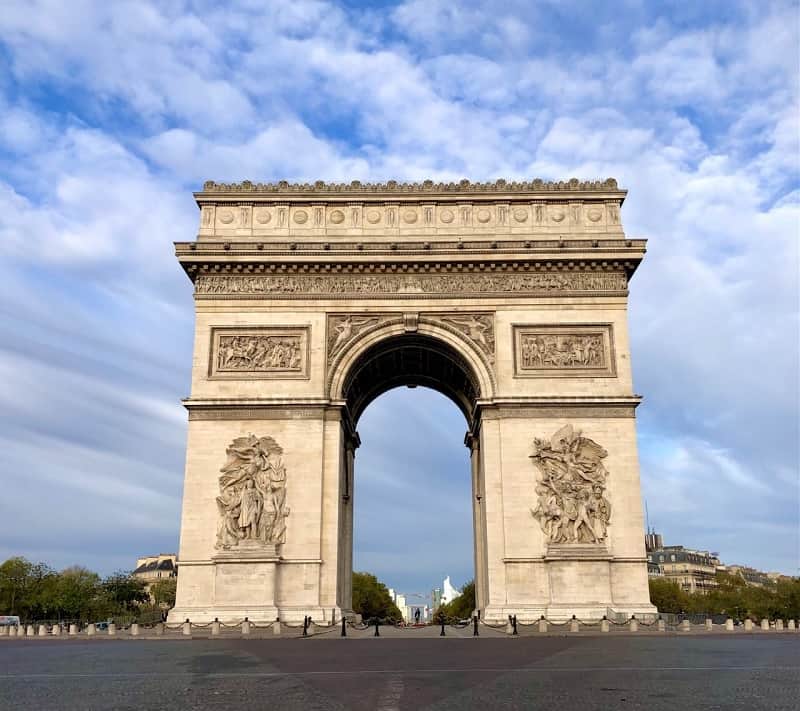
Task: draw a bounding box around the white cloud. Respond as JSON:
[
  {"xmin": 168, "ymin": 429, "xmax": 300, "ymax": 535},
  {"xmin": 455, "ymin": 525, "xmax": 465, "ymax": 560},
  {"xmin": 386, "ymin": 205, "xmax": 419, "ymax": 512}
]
[{"xmin": 0, "ymin": 0, "xmax": 796, "ymax": 579}]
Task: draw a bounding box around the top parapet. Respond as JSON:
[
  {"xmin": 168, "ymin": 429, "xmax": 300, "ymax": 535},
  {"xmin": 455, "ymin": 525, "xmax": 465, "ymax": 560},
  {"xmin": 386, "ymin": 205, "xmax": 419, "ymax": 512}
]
[
  {"xmin": 193, "ymin": 178, "xmax": 627, "ymax": 240},
  {"xmin": 198, "ymin": 177, "xmax": 623, "ymax": 195}
]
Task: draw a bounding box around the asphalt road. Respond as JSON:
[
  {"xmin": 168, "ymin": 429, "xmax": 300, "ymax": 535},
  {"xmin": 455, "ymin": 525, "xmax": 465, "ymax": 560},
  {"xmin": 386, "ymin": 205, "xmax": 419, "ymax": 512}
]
[{"xmin": 1, "ymin": 635, "xmax": 797, "ymax": 710}]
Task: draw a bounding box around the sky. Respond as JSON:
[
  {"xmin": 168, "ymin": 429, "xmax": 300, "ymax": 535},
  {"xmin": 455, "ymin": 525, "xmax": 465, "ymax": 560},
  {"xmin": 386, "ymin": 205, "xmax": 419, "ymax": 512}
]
[{"xmin": 0, "ymin": 1, "xmax": 797, "ymax": 594}]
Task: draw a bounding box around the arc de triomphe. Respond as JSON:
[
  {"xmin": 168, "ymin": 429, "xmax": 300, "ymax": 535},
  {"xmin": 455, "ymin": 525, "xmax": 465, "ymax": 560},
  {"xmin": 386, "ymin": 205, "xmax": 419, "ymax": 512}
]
[{"xmin": 168, "ymin": 178, "xmax": 656, "ymax": 623}]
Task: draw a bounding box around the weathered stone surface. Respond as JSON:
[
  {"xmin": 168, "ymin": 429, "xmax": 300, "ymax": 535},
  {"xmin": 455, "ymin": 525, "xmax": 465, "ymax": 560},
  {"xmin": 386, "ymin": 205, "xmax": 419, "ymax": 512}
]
[{"xmin": 169, "ymin": 179, "xmax": 656, "ymax": 624}]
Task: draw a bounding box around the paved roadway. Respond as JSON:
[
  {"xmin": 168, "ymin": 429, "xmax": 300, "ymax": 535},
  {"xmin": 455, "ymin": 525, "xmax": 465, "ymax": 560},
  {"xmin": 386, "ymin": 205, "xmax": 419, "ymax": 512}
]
[{"xmin": 1, "ymin": 635, "xmax": 797, "ymax": 710}]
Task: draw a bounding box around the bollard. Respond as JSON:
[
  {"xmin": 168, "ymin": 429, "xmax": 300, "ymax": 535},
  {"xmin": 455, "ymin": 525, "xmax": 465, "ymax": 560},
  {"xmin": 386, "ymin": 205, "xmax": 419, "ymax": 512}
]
[
  {"xmin": 108, "ymin": 623, "xmax": 116, "ymax": 637},
  {"xmin": 0, "ymin": 626, "xmax": 6, "ymax": 637},
  {"xmin": 38, "ymin": 624, "xmax": 48, "ymax": 637},
  {"xmin": 725, "ymin": 618, "xmax": 734, "ymax": 631},
  {"xmin": 744, "ymin": 618, "xmax": 753, "ymax": 631},
  {"xmin": 538, "ymin": 616, "xmax": 548, "ymax": 633},
  {"xmin": 680, "ymin": 619, "xmax": 691, "ymax": 632},
  {"xmin": 601, "ymin": 616, "xmax": 610, "ymax": 633},
  {"xmin": 69, "ymin": 624, "xmax": 78, "ymax": 636},
  {"xmin": 704, "ymin": 618, "xmax": 713, "ymax": 631},
  {"xmin": 569, "ymin": 615, "xmax": 579, "ymax": 633},
  {"xmin": 26, "ymin": 625, "xmax": 34, "ymax": 637},
  {"xmin": 373, "ymin": 618, "xmax": 380, "ymax": 637},
  {"xmin": 212, "ymin": 619, "xmax": 220, "ymax": 636},
  {"xmin": 272, "ymin": 620, "xmax": 281, "ymax": 636},
  {"xmin": 512, "ymin": 615, "xmax": 518, "ymax": 636},
  {"xmin": 341, "ymin": 616, "xmax": 347, "ymax": 637},
  {"xmin": 86, "ymin": 623, "xmax": 96, "ymax": 636},
  {"xmin": 629, "ymin": 616, "xmax": 638, "ymax": 632},
  {"xmin": 52, "ymin": 624, "xmax": 61, "ymax": 636},
  {"xmin": 775, "ymin": 619, "xmax": 784, "ymax": 631},
  {"xmin": 788, "ymin": 619, "xmax": 796, "ymax": 630},
  {"xmin": 182, "ymin": 619, "xmax": 192, "ymax": 637},
  {"xmin": 760, "ymin": 618, "xmax": 769, "ymax": 631},
  {"xmin": 131, "ymin": 623, "xmax": 139, "ymax": 637},
  {"xmin": 473, "ymin": 615, "xmax": 479, "ymax": 637},
  {"xmin": 242, "ymin": 618, "xmax": 251, "ymax": 636},
  {"xmin": 657, "ymin": 617, "xmax": 666, "ymax": 632},
  {"xmin": 8, "ymin": 625, "xmax": 17, "ymax": 638}
]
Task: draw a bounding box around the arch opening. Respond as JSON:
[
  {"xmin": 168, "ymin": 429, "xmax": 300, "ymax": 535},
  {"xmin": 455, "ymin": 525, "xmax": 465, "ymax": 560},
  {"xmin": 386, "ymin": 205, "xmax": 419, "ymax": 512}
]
[
  {"xmin": 341, "ymin": 333, "xmax": 482, "ymax": 428},
  {"xmin": 354, "ymin": 387, "xmax": 474, "ymax": 613}
]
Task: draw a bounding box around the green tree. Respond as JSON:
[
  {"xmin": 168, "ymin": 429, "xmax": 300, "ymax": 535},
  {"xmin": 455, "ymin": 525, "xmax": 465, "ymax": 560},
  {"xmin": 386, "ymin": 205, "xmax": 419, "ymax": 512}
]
[
  {"xmin": 648, "ymin": 578, "xmax": 688, "ymax": 613},
  {"xmin": 55, "ymin": 567, "xmax": 101, "ymax": 620},
  {"xmin": 99, "ymin": 572, "xmax": 149, "ymax": 617},
  {"xmin": 151, "ymin": 578, "xmax": 177, "ymax": 608},
  {"xmin": 436, "ymin": 580, "xmax": 476, "ymax": 620},
  {"xmin": 351, "ymin": 572, "xmax": 402, "ymax": 621},
  {"xmin": 0, "ymin": 557, "xmax": 34, "ymax": 615}
]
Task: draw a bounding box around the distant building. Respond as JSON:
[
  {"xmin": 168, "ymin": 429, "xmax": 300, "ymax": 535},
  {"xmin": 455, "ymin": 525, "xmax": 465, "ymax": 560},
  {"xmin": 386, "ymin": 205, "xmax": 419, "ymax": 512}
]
[
  {"xmin": 441, "ymin": 576, "xmax": 461, "ymax": 605},
  {"xmin": 133, "ymin": 553, "xmax": 177, "ymax": 593},
  {"xmin": 724, "ymin": 565, "xmax": 772, "ymax": 588},
  {"xmin": 645, "ymin": 533, "xmax": 720, "ymax": 593}
]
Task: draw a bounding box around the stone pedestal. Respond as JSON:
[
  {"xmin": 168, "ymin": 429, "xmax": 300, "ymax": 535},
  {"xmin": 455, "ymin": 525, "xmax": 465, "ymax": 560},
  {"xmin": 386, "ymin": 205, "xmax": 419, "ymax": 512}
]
[
  {"xmin": 760, "ymin": 619, "xmax": 770, "ymax": 631},
  {"xmin": 69, "ymin": 624, "xmax": 78, "ymax": 635},
  {"xmin": 86, "ymin": 623, "xmax": 95, "ymax": 636},
  {"xmin": 725, "ymin": 618, "xmax": 734, "ymax": 631},
  {"xmin": 744, "ymin": 619, "xmax": 753, "ymax": 631},
  {"xmin": 37, "ymin": 625, "xmax": 47, "ymax": 636},
  {"xmin": 130, "ymin": 624, "xmax": 139, "ymax": 636}
]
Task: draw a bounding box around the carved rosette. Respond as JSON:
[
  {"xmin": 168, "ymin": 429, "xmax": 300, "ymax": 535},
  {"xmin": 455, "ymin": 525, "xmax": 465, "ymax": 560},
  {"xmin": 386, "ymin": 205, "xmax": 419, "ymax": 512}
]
[
  {"xmin": 530, "ymin": 425, "xmax": 611, "ymax": 545},
  {"xmin": 215, "ymin": 434, "xmax": 289, "ymax": 550}
]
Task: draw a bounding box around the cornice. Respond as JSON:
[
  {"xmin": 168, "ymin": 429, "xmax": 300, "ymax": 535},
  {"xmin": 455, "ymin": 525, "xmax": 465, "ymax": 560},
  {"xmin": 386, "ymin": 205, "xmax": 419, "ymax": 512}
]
[{"xmin": 197, "ymin": 177, "xmax": 624, "ymax": 199}]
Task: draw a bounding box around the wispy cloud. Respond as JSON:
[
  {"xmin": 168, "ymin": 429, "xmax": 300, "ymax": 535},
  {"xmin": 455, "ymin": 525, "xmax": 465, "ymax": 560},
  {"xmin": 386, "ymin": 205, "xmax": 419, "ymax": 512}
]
[{"xmin": 0, "ymin": 0, "xmax": 796, "ymax": 582}]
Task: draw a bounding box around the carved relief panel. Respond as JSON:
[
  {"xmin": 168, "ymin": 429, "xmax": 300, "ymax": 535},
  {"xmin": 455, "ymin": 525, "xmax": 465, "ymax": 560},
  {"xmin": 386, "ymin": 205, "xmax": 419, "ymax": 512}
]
[
  {"xmin": 215, "ymin": 434, "xmax": 289, "ymax": 550},
  {"xmin": 513, "ymin": 324, "xmax": 615, "ymax": 378},
  {"xmin": 209, "ymin": 327, "xmax": 310, "ymax": 379},
  {"xmin": 530, "ymin": 425, "xmax": 611, "ymax": 545}
]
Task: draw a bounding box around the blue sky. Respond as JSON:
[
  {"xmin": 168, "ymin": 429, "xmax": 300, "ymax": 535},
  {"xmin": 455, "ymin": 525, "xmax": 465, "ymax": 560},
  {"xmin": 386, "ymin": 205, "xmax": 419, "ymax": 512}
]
[{"xmin": 0, "ymin": 1, "xmax": 797, "ymax": 594}]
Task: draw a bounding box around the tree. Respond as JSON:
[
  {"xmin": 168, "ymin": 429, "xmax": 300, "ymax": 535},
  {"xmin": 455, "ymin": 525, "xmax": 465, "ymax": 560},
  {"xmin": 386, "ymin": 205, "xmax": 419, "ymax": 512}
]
[
  {"xmin": 151, "ymin": 578, "xmax": 177, "ymax": 608},
  {"xmin": 648, "ymin": 578, "xmax": 688, "ymax": 613},
  {"xmin": 100, "ymin": 572, "xmax": 149, "ymax": 616},
  {"xmin": 351, "ymin": 572, "xmax": 402, "ymax": 621},
  {"xmin": 55, "ymin": 567, "xmax": 101, "ymax": 620},
  {"xmin": 436, "ymin": 580, "xmax": 476, "ymax": 620}
]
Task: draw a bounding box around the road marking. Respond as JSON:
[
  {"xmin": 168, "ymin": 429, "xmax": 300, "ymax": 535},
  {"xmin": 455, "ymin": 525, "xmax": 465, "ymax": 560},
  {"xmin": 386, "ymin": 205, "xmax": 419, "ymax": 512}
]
[{"xmin": 1, "ymin": 666, "xmax": 797, "ymax": 679}]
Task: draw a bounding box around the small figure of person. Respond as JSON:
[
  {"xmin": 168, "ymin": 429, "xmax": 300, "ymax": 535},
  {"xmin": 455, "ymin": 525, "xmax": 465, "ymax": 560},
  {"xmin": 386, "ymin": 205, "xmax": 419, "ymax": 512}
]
[{"xmin": 414, "ymin": 608, "xmax": 421, "ymax": 624}]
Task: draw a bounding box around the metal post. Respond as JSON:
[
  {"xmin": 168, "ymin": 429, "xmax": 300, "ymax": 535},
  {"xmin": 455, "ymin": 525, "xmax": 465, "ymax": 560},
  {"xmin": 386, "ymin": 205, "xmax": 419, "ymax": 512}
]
[{"xmin": 473, "ymin": 615, "xmax": 479, "ymax": 637}]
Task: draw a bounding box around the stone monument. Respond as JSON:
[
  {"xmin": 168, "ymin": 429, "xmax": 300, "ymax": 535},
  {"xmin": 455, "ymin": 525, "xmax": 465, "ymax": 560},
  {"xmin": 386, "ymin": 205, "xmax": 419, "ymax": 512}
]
[{"xmin": 168, "ymin": 178, "xmax": 656, "ymax": 623}]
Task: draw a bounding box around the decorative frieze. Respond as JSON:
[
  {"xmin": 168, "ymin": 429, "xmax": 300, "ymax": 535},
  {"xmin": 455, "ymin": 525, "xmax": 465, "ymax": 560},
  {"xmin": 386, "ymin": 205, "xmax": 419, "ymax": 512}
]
[
  {"xmin": 530, "ymin": 425, "xmax": 611, "ymax": 545},
  {"xmin": 215, "ymin": 434, "xmax": 289, "ymax": 550},
  {"xmin": 513, "ymin": 324, "xmax": 615, "ymax": 378},
  {"xmin": 196, "ymin": 271, "xmax": 627, "ymax": 298},
  {"xmin": 209, "ymin": 327, "xmax": 309, "ymax": 379}
]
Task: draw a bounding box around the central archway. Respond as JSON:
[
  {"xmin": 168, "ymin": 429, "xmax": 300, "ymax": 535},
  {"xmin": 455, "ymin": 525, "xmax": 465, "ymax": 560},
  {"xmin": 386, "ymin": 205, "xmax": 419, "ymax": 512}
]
[{"xmin": 330, "ymin": 326, "xmax": 492, "ymax": 617}]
